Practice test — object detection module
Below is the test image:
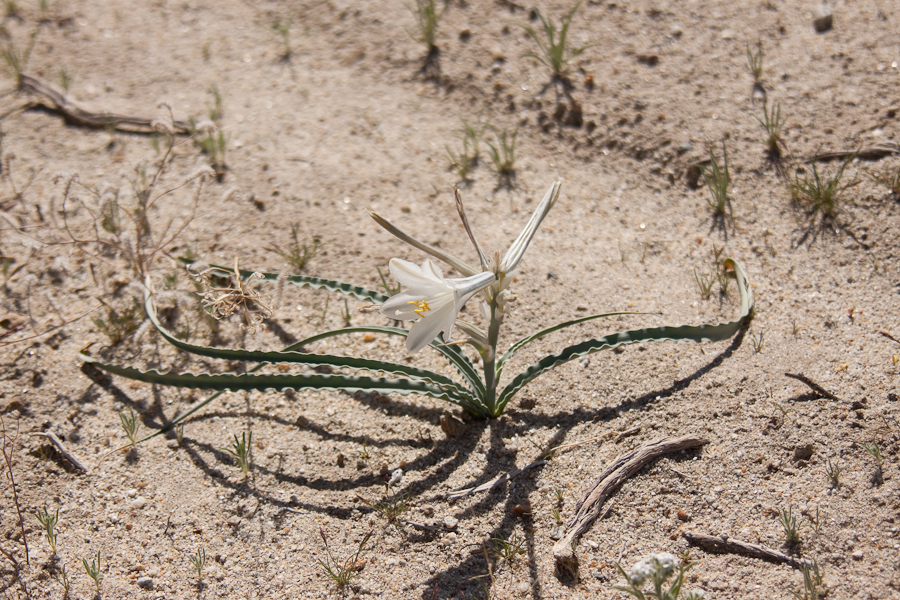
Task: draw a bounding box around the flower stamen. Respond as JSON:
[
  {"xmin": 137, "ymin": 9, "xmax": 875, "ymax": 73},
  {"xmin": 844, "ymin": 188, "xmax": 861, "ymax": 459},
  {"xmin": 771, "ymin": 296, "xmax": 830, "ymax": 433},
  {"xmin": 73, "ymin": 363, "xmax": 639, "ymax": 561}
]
[{"xmin": 408, "ymin": 300, "xmax": 431, "ymax": 316}]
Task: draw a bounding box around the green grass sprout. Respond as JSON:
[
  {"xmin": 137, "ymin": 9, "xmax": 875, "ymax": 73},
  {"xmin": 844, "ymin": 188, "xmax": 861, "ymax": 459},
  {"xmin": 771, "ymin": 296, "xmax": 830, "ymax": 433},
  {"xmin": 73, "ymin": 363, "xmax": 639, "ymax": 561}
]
[
  {"xmin": 118, "ymin": 408, "xmax": 140, "ymax": 449},
  {"xmin": 35, "ymin": 506, "xmax": 59, "ymax": 554},
  {"xmin": 701, "ymin": 141, "xmax": 732, "ymax": 223},
  {"xmin": 520, "ymin": 1, "xmax": 590, "ymax": 83},
  {"xmin": 82, "ymin": 551, "xmax": 103, "ymax": 592},
  {"xmin": 223, "ymin": 431, "xmax": 252, "ymax": 478}
]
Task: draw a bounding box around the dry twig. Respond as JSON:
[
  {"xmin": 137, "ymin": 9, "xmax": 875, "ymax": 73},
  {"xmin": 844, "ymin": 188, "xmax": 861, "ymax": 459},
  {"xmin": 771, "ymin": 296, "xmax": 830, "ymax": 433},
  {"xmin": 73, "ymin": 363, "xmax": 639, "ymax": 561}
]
[
  {"xmin": 552, "ymin": 435, "xmax": 707, "ymax": 579},
  {"xmin": 10, "ymin": 73, "xmax": 191, "ymax": 134},
  {"xmin": 32, "ymin": 430, "xmax": 89, "ymax": 473},
  {"xmin": 0, "ymin": 414, "xmax": 29, "ymax": 565},
  {"xmin": 784, "ymin": 372, "xmax": 841, "ymax": 401},
  {"xmin": 682, "ymin": 531, "xmax": 814, "ymax": 570},
  {"xmin": 447, "ymin": 459, "xmax": 546, "ymax": 499}
]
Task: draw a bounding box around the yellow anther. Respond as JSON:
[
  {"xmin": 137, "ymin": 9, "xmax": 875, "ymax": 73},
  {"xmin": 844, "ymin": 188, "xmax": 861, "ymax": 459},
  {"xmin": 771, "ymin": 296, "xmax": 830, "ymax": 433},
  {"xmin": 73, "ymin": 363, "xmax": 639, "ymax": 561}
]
[{"xmin": 408, "ymin": 300, "xmax": 431, "ymax": 317}]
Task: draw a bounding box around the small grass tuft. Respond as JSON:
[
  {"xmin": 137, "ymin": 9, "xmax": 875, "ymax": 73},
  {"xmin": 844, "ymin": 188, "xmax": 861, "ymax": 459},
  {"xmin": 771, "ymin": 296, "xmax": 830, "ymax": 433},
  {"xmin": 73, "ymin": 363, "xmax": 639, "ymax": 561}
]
[
  {"xmin": 520, "ymin": 1, "xmax": 590, "ymax": 82},
  {"xmin": 777, "ymin": 506, "xmax": 801, "ymax": 547},
  {"xmin": 408, "ymin": 0, "xmax": 442, "ymax": 53},
  {"xmin": 223, "ymin": 431, "xmax": 252, "ymax": 478},
  {"xmin": 273, "ymin": 17, "xmax": 292, "ymax": 61},
  {"xmin": 750, "ymin": 330, "xmax": 765, "ymax": 353},
  {"xmin": 446, "ymin": 119, "xmax": 482, "ymax": 182},
  {"xmin": 317, "ymin": 528, "xmax": 372, "ymax": 590},
  {"xmin": 362, "ymin": 492, "xmax": 409, "ymax": 523},
  {"xmin": 757, "ymin": 101, "xmax": 784, "ymax": 158},
  {"xmin": 701, "ymin": 141, "xmax": 732, "ymax": 222},
  {"xmin": 82, "ymin": 551, "xmax": 103, "ymax": 592},
  {"xmin": 825, "ymin": 458, "xmax": 841, "ymax": 488},
  {"xmin": 93, "ymin": 297, "xmax": 144, "ymax": 346},
  {"xmin": 486, "ymin": 126, "xmax": 517, "ymax": 178},
  {"xmin": 863, "ymin": 439, "xmax": 884, "ymax": 484},
  {"xmin": 51, "ymin": 564, "xmax": 71, "ymax": 596},
  {"xmin": 0, "ymin": 32, "xmax": 35, "ymax": 87},
  {"xmin": 35, "ymin": 506, "xmax": 59, "ymax": 554},
  {"xmin": 746, "ymin": 39, "xmax": 764, "ymax": 83},
  {"xmin": 490, "ymin": 534, "xmax": 525, "ymax": 563},
  {"xmin": 551, "ymin": 507, "xmax": 563, "ymax": 525},
  {"xmin": 268, "ymin": 223, "xmax": 320, "ymax": 272},
  {"xmin": 188, "ymin": 547, "xmax": 206, "ymax": 583},
  {"xmin": 790, "ymin": 159, "xmax": 854, "ymax": 219},
  {"xmin": 118, "ymin": 408, "xmax": 140, "ymax": 449},
  {"xmin": 867, "ymin": 165, "xmax": 900, "ymax": 199},
  {"xmin": 792, "ymin": 560, "xmax": 825, "ymax": 600}
]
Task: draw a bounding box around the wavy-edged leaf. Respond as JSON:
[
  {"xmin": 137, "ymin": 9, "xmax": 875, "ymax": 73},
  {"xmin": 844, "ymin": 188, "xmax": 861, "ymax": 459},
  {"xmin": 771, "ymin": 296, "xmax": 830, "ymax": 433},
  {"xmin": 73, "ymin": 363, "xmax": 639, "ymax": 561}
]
[
  {"xmin": 496, "ymin": 311, "xmax": 640, "ymax": 380},
  {"xmin": 79, "ymin": 353, "xmax": 480, "ymax": 409},
  {"xmin": 143, "ymin": 292, "xmax": 477, "ymax": 405},
  {"xmin": 496, "ymin": 258, "xmax": 753, "ymax": 412},
  {"xmin": 289, "ymin": 325, "xmax": 486, "ymax": 403},
  {"xmin": 181, "ymin": 258, "xmax": 390, "ymax": 304}
]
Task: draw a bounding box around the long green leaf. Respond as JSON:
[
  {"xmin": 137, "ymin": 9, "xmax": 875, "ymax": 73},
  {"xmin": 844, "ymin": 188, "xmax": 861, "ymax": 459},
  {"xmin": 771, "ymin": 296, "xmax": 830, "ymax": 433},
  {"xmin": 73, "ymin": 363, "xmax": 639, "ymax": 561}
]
[
  {"xmin": 289, "ymin": 324, "xmax": 487, "ymax": 402},
  {"xmin": 143, "ymin": 292, "xmax": 477, "ymax": 405},
  {"xmin": 496, "ymin": 259, "xmax": 753, "ymax": 412},
  {"xmin": 182, "ymin": 259, "xmax": 391, "ymax": 304},
  {"xmin": 496, "ymin": 311, "xmax": 641, "ymax": 379},
  {"xmin": 79, "ymin": 353, "xmax": 473, "ymax": 407}
]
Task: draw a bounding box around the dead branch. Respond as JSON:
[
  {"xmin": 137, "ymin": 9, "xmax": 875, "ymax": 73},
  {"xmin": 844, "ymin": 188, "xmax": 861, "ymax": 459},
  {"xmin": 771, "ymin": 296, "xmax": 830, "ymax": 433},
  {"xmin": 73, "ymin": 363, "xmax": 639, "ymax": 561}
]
[
  {"xmin": 784, "ymin": 372, "xmax": 841, "ymax": 401},
  {"xmin": 32, "ymin": 431, "xmax": 89, "ymax": 473},
  {"xmin": 13, "ymin": 73, "xmax": 191, "ymax": 134},
  {"xmin": 552, "ymin": 435, "xmax": 707, "ymax": 580},
  {"xmin": 447, "ymin": 459, "xmax": 546, "ymax": 499},
  {"xmin": 682, "ymin": 531, "xmax": 813, "ymax": 570},
  {"xmin": 807, "ymin": 141, "xmax": 899, "ymax": 162},
  {"xmin": 0, "ymin": 415, "xmax": 28, "ymax": 565}
]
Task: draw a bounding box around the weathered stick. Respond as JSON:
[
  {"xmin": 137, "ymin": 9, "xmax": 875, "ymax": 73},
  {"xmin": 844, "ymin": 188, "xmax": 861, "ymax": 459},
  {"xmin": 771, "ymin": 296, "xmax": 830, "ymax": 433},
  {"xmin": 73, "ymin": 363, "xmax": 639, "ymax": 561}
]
[
  {"xmin": 447, "ymin": 459, "xmax": 546, "ymax": 499},
  {"xmin": 15, "ymin": 73, "xmax": 191, "ymax": 134},
  {"xmin": 682, "ymin": 531, "xmax": 813, "ymax": 570},
  {"xmin": 552, "ymin": 435, "xmax": 707, "ymax": 580},
  {"xmin": 808, "ymin": 141, "xmax": 899, "ymax": 162},
  {"xmin": 33, "ymin": 431, "xmax": 89, "ymax": 473},
  {"xmin": 784, "ymin": 372, "xmax": 841, "ymax": 402}
]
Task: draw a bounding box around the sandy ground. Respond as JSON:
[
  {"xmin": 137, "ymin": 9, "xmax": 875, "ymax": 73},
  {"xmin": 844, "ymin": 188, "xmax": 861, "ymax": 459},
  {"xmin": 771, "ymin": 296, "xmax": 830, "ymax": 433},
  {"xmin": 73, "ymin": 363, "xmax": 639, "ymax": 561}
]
[{"xmin": 1, "ymin": 0, "xmax": 899, "ymax": 598}]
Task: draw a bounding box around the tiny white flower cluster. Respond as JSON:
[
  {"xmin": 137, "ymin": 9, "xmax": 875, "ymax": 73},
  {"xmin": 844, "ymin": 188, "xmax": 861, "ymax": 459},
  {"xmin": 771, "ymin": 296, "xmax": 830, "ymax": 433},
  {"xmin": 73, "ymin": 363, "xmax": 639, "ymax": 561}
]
[{"xmin": 627, "ymin": 552, "xmax": 678, "ymax": 587}]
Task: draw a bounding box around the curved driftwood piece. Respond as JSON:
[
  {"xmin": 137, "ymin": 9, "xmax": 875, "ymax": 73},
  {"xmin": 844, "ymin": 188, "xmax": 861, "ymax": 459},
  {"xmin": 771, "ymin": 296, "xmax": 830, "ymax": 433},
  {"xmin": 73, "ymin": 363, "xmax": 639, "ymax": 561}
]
[
  {"xmin": 552, "ymin": 435, "xmax": 707, "ymax": 580},
  {"xmin": 16, "ymin": 73, "xmax": 191, "ymax": 134},
  {"xmin": 682, "ymin": 531, "xmax": 813, "ymax": 570}
]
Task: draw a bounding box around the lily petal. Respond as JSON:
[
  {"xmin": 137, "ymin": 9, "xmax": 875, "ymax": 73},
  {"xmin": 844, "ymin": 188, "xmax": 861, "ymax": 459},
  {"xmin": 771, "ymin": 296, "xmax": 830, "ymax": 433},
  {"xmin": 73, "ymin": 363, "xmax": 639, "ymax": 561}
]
[
  {"xmin": 499, "ymin": 181, "xmax": 561, "ymax": 273},
  {"xmin": 370, "ymin": 212, "xmax": 478, "ymax": 276}
]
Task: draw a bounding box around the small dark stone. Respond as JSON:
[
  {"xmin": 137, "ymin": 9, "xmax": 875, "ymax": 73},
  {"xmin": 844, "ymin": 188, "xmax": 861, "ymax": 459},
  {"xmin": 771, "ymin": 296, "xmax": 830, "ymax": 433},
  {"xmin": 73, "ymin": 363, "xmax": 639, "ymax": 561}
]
[{"xmin": 813, "ymin": 5, "xmax": 833, "ymax": 33}]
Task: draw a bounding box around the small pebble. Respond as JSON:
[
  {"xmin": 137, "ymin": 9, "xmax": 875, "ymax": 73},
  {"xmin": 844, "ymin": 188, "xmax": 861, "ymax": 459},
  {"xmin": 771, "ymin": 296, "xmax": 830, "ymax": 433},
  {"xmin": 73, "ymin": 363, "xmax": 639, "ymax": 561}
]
[
  {"xmin": 813, "ymin": 4, "xmax": 833, "ymax": 32},
  {"xmin": 442, "ymin": 516, "xmax": 459, "ymax": 530},
  {"xmin": 852, "ymin": 550, "xmax": 864, "ymax": 561},
  {"xmin": 128, "ymin": 497, "xmax": 147, "ymax": 510},
  {"xmin": 137, "ymin": 577, "xmax": 154, "ymax": 590}
]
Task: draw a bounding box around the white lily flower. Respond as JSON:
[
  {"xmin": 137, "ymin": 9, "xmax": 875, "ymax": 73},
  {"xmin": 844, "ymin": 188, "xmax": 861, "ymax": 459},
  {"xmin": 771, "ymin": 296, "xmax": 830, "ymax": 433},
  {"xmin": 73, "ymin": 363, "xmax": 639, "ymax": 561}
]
[{"xmin": 380, "ymin": 258, "xmax": 495, "ymax": 353}]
